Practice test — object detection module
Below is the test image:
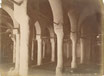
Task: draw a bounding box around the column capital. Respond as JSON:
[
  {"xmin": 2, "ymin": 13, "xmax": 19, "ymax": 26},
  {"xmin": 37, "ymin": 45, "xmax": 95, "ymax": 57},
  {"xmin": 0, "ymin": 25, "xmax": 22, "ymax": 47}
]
[
  {"xmin": 13, "ymin": 29, "xmax": 19, "ymax": 34},
  {"xmin": 36, "ymin": 34, "xmax": 41, "ymax": 40},
  {"xmin": 54, "ymin": 29, "xmax": 64, "ymax": 37}
]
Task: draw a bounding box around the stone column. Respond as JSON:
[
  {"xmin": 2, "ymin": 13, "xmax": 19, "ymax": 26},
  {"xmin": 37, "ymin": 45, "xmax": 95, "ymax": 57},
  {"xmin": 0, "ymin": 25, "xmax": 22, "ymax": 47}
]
[
  {"xmin": 31, "ymin": 28, "xmax": 35, "ymax": 61},
  {"xmin": 11, "ymin": 35, "xmax": 16, "ymax": 63},
  {"xmin": 70, "ymin": 32, "xmax": 77, "ymax": 68},
  {"xmin": 68, "ymin": 12, "xmax": 78, "ymax": 68},
  {"xmin": 19, "ymin": 17, "xmax": 29, "ymax": 76},
  {"xmin": 50, "ymin": 38, "xmax": 55, "ymax": 62},
  {"xmin": 36, "ymin": 35, "xmax": 42, "ymax": 65},
  {"xmin": 80, "ymin": 28, "xmax": 85, "ymax": 64},
  {"xmin": 66, "ymin": 41, "xmax": 70, "ymax": 59},
  {"xmin": 56, "ymin": 31, "xmax": 64, "ymax": 69},
  {"xmin": 42, "ymin": 39, "xmax": 46, "ymax": 59},
  {"xmin": 15, "ymin": 33, "xmax": 20, "ymax": 71},
  {"xmin": 80, "ymin": 38, "xmax": 85, "ymax": 64},
  {"xmin": 34, "ymin": 21, "xmax": 42, "ymax": 65},
  {"xmin": 14, "ymin": 0, "xmax": 29, "ymax": 76},
  {"xmin": 31, "ymin": 39, "xmax": 34, "ymax": 61},
  {"xmin": 12, "ymin": 29, "xmax": 20, "ymax": 73},
  {"xmin": 49, "ymin": 1, "xmax": 64, "ymax": 76},
  {"xmin": 55, "ymin": 30, "xmax": 64, "ymax": 76}
]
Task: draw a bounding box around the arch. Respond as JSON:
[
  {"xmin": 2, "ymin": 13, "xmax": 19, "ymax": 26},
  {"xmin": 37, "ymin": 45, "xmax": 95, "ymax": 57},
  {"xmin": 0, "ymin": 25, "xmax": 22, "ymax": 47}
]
[
  {"xmin": 78, "ymin": 5, "xmax": 102, "ymax": 26},
  {"xmin": 0, "ymin": 9, "xmax": 14, "ymax": 30},
  {"xmin": 0, "ymin": 22, "xmax": 13, "ymax": 31},
  {"xmin": 0, "ymin": 16, "xmax": 13, "ymax": 25},
  {"xmin": 0, "ymin": 21, "xmax": 14, "ymax": 64},
  {"xmin": 2, "ymin": 4, "xmax": 19, "ymax": 28},
  {"xmin": 1, "ymin": 5, "xmax": 20, "ymax": 74}
]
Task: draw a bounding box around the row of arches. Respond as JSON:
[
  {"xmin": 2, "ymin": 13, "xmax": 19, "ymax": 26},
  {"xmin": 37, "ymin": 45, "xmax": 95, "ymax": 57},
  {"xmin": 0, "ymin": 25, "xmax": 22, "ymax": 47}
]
[{"xmin": 0, "ymin": 0, "xmax": 103, "ymax": 76}]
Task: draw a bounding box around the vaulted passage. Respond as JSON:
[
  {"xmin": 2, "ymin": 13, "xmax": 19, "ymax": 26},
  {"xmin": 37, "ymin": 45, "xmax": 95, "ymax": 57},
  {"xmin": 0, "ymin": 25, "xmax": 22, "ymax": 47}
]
[{"xmin": 0, "ymin": 0, "xmax": 103, "ymax": 76}]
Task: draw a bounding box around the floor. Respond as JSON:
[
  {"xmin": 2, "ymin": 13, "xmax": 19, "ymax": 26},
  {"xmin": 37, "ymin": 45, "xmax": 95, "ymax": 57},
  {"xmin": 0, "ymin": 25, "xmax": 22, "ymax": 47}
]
[{"xmin": 0, "ymin": 61, "xmax": 101, "ymax": 76}]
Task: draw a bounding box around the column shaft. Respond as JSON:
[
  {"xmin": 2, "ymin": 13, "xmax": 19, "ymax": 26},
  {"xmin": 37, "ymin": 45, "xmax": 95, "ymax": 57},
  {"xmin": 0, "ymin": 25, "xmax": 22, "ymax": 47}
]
[
  {"xmin": 68, "ymin": 12, "xmax": 78, "ymax": 68},
  {"xmin": 66, "ymin": 42, "xmax": 70, "ymax": 59},
  {"xmin": 57, "ymin": 36, "xmax": 63, "ymax": 68},
  {"xmin": 14, "ymin": 0, "xmax": 29, "ymax": 75},
  {"xmin": 42, "ymin": 40, "xmax": 45, "ymax": 59},
  {"xmin": 48, "ymin": 0, "xmax": 64, "ymax": 76},
  {"xmin": 15, "ymin": 34, "xmax": 20, "ymax": 72},
  {"xmin": 70, "ymin": 33, "xmax": 77, "ymax": 68},
  {"xmin": 56, "ymin": 32, "xmax": 64, "ymax": 76},
  {"xmin": 50, "ymin": 38, "xmax": 55, "ymax": 62},
  {"xmin": 31, "ymin": 40, "xmax": 34, "ymax": 60},
  {"xmin": 19, "ymin": 22, "xmax": 29, "ymax": 76},
  {"xmin": 80, "ymin": 38, "xmax": 85, "ymax": 64},
  {"xmin": 13, "ymin": 36, "xmax": 16, "ymax": 63},
  {"xmin": 36, "ymin": 35, "xmax": 42, "ymax": 65}
]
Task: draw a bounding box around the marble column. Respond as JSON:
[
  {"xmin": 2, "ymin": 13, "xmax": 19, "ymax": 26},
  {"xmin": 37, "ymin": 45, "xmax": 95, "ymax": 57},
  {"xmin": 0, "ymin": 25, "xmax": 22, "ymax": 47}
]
[
  {"xmin": 14, "ymin": 0, "xmax": 29, "ymax": 76},
  {"xmin": 66, "ymin": 41, "xmax": 70, "ymax": 59},
  {"xmin": 50, "ymin": 38, "xmax": 56, "ymax": 62},
  {"xmin": 31, "ymin": 39, "xmax": 34, "ymax": 61},
  {"xmin": 36, "ymin": 35, "xmax": 42, "ymax": 65},
  {"xmin": 19, "ymin": 17, "xmax": 29, "ymax": 76},
  {"xmin": 42, "ymin": 39, "xmax": 46, "ymax": 59},
  {"xmin": 80, "ymin": 38, "xmax": 85, "ymax": 64},
  {"xmin": 49, "ymin": 0, "xmax": 64, "ymax": 75},
  {"xmin": 70, "ymin": 33, "xmax": 77, "ymax": 68},
  {"xmin": 56, "ymin": 32, "xmax": 64, "ymax": 68},
  {"xmin": 34, "ymin": 21, "xmax": 42, "ymax": 65},
  {"xmin": 55, "ymin": 30, "xmax": 64, "ymax": 76},
  {"xmin": 68, "ymin": 12, "xmax": 78, "ymax": 68},
  {"xmin": 12, "ymin": 29, "xmax": 20, "ymax": 73},
  {"xmin": 12, "ymin": 35, "xmax": 16, "ymax": 63},
  {"xmin": 15, "ymin": 33, "xmax": 20, "ymax": 72},
  {"xmin": 31, "ymin": 28, "xmax": 35, "ymax": 61}
]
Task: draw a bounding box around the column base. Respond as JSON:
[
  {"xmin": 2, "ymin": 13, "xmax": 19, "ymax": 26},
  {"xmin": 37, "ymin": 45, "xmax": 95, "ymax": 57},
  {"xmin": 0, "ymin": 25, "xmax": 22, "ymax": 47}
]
[
  {"xmin": 51, "ymin": 58, "xmax": 55, "ymax": 62},
  {"xmin": 71, "ymin": 61, "xmax": 77, "ymax": 69},
  {"xmin": 19, "ymin": 71, "xmax": 28, "ymax": 76},
  {"xmin": 80, "ymin": 60, "xmax": 84, "ymax": 64},
  {"xmin": 56, "ymin": 67, "xmax": 63, "ymax": 76},
  {"xmin": 8, "ymin": 67, "xmax": 19, "ymax": 76},
  {"xmin": 37, "ymin": 62, "xmax": 42, "ymax": 66}
]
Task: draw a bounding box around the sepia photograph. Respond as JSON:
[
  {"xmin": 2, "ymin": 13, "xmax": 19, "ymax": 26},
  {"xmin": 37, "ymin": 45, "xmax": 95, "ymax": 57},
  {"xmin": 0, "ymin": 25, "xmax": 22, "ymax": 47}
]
[{"xmin": 0, "ymin": 0, "xmax": 104, "ymax": 76}]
